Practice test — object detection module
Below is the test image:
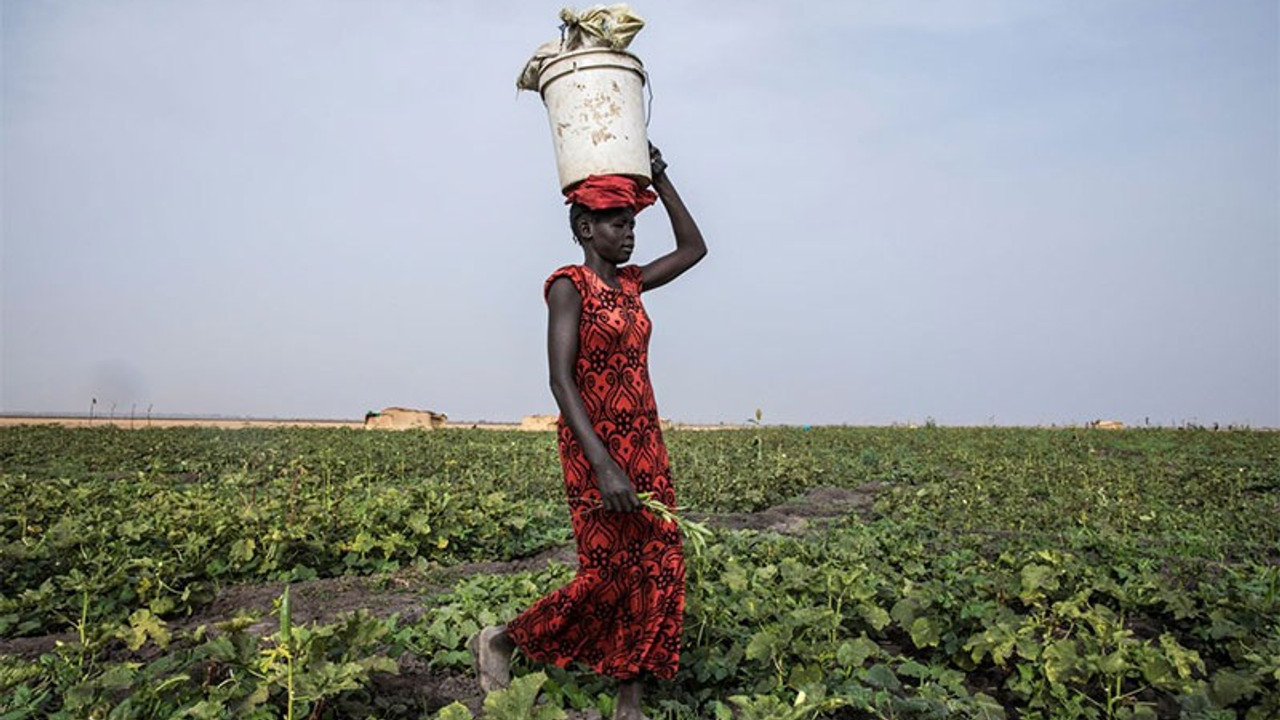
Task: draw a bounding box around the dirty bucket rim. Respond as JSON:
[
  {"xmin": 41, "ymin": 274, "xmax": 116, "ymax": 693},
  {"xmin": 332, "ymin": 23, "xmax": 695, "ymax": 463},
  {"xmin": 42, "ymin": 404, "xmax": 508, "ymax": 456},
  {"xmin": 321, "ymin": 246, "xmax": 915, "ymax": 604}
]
[
  {"xmin": 537, "ymin": 48, "xmax": 646, "ymax": 97},
  {"xmin": 541, "ymin": 47, "xmax": 645, "ymax": 67}
]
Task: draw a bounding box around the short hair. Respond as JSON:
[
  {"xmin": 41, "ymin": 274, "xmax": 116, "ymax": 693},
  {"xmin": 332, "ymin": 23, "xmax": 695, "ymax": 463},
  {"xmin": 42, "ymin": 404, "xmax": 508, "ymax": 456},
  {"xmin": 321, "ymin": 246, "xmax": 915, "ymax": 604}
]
[
  {"xmin": 568, "ymin": 204, "xmax": 634, "ymax": 245},
  {"xmin": 569, "ymin": 203, "xmax": 592, "ymax": 245}
]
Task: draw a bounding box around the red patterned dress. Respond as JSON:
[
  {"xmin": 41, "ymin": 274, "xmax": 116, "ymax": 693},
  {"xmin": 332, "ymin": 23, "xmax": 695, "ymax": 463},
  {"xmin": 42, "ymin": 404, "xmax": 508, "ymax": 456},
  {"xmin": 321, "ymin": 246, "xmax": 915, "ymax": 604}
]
[{"xmin": 506, "ymin": 264, "xmax": 685, "ymax": 681}]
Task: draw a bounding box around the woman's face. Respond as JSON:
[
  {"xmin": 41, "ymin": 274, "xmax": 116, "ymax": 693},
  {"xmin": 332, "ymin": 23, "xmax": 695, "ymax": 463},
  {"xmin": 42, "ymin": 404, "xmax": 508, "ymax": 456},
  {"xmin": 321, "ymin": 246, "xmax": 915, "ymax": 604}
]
[{"xmin": 583, "ymin": 208, "xmax": 637, "ymax": 264}]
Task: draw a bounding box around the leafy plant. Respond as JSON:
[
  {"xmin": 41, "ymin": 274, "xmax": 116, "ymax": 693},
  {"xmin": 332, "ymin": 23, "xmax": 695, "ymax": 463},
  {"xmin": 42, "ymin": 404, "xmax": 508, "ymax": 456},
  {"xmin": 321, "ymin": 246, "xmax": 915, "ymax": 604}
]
[
  {"xmin": 2, "ymin": 425, "xmax": 1277, "ymax": 717},
  {"xmin": 482, "ymin": 672, "xmax": 566, "ymax": 720}
]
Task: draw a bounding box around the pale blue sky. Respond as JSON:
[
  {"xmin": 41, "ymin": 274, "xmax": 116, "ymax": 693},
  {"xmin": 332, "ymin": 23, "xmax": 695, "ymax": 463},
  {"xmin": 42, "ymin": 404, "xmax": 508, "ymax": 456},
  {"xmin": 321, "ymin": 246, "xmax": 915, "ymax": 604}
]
[{"xmin": 3, "ymin": 1, "xmax": 1277, "ymax": 426}]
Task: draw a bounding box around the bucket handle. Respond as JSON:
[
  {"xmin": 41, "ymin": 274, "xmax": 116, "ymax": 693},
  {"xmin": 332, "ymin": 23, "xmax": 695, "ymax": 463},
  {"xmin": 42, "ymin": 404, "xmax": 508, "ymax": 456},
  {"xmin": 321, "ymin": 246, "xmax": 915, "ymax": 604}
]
[{"xmin": 643, "ymin": 69, "xmax": 654, "ymax": 128}]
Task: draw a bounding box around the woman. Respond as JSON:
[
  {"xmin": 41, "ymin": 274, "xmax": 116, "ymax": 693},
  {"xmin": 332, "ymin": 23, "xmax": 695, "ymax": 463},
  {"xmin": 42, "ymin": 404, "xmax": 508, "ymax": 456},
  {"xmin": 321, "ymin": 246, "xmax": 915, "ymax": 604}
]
[{"xmin": 470, "ymin": 144, "xmax": 706, "ymax": 720}]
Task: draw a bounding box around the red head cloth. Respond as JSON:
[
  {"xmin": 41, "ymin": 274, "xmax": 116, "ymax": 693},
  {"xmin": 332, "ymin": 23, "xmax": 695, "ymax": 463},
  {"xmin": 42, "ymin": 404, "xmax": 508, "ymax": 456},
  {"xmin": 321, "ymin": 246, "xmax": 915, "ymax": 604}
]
[{"xmin": 563, "ymin": 174, "xmax": 658, "ymax": 212}]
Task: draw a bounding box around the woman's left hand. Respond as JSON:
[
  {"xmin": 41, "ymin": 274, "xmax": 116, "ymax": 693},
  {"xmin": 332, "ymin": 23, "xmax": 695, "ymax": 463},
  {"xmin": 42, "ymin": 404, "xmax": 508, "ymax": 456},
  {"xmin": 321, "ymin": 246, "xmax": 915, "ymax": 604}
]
[{"xmin": 649, "ymin": 142, "xmax": 668, "ymax": 179}]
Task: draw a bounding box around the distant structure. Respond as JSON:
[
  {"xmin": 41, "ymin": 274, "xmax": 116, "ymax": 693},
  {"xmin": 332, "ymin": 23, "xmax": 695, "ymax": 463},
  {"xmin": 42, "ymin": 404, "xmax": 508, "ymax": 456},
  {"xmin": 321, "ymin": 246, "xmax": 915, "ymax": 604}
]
[
  {"xmin": 1088, "ymin": 419, "xmax": 1125, "ymax": 430},
  {"xmin": 518, "ymin": 413, "xmax": 674, "ymax": 432},
  {"xmin": 364, "ymin": 407, "xmax": 448, "ymax": 430},
  {"xmin": 520, "ymin": 414, "xmax": 559, "ymax": 431}
]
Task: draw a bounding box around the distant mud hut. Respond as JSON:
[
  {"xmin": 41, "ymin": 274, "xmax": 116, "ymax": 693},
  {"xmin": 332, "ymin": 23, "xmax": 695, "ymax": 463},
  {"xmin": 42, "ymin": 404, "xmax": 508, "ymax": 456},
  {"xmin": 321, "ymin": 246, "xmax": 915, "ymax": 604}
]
[
  {"xmin": 364, "ymin": 407, "xmax": 447, "ymax": 430},
  {"xmin": 520, "ymin": 414, "xmax": 559, "ymax": 431}
]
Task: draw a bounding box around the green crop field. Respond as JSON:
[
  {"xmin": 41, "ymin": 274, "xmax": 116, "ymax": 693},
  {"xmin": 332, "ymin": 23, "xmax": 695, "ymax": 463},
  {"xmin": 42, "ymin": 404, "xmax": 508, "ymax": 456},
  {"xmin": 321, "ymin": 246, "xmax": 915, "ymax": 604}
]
[{"xmin": 1, "ymin": 425, "xmax": 1277, "ymax": 719}]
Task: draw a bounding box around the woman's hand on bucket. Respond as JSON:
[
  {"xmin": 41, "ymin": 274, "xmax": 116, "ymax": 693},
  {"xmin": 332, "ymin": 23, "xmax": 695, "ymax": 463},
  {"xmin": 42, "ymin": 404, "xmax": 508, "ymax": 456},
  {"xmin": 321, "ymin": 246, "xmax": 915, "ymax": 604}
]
[
  {"xmin": 596, "ymin": 458, "xmax": 642, "ymax": 513},
  {"xmin": 649, "ymin": 142, "xmax": 668, "ymax": 179}
]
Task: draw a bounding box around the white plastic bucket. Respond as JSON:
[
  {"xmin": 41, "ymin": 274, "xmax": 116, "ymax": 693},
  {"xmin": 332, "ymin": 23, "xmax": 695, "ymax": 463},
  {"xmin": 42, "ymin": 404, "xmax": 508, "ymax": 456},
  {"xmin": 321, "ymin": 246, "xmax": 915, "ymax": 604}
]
[{"xmin": 538, "ymin": 49, "xmax": 650, "ymax": 192}]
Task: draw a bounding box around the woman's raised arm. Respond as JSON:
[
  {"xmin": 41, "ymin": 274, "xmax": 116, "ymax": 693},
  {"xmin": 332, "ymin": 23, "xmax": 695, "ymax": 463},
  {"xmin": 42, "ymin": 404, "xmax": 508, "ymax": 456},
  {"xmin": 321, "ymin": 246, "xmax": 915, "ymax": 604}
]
[{"xmin": 639, "ymin": 146, "xmax": 707, "ymax": 291}]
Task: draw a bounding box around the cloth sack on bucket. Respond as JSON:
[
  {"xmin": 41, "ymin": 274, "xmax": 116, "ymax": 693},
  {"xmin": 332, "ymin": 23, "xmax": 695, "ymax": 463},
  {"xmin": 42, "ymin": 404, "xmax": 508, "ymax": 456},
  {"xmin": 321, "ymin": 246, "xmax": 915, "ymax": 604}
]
[
  {"xmin": 517, "ymin": 4, "xmax": 646, "ymax": 91},
  {"xmin": 560, "ymin": 5, "xmax": 645, "ymax": 52}
]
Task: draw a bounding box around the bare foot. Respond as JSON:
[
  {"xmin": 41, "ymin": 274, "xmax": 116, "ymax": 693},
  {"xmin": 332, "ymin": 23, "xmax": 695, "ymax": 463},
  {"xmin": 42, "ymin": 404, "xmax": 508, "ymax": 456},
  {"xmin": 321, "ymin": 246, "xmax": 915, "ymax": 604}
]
[
  {"xmin": 468, "ymin": 625, "xmax": 514, "ymax": 692},
  {"xmin": 613, "ymin": 679, "xmax": 650, "ymax": 720}
]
